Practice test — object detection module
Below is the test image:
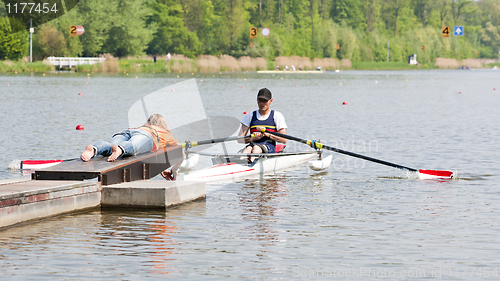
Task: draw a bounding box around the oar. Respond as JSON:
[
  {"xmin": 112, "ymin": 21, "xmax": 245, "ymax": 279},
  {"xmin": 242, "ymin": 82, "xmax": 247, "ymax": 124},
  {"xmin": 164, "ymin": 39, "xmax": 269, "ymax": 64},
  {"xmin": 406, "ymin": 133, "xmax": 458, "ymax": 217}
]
[
  {"xmin": 263, "ymin": 129, "xmax": 455, "ymax": 179},
  {"xmin": 181, "ymin": 135, "xmax": 253, "ymax": 149}
]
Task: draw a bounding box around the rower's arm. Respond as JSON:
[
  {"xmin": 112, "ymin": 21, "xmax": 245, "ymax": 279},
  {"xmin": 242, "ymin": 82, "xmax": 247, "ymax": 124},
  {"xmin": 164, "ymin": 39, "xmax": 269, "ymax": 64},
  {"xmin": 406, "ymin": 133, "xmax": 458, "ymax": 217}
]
[
  {"xmin": 265, "ymin": 128, "xmax": 287, "ymax": 144},
  {"xmin": 238, "ymin": 125, "xmax": 250, "ymax": 143},
  {"xmin": 161, "ymin": 150, "xmax": 185, "ymax": 180}
]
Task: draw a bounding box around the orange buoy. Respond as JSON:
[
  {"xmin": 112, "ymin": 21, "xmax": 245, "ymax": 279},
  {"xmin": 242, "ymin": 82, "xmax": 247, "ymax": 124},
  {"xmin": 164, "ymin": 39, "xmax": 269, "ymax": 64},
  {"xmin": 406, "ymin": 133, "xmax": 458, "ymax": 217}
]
[{"xmin": 76, "ymin": 125, "xmax": 84, "ymax": 130}]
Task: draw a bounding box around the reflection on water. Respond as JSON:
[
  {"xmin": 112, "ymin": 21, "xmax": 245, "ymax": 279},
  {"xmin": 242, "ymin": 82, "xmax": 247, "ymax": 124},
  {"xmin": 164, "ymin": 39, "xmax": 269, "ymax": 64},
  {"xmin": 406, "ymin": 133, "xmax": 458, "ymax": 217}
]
[{"xmin": 239, "ymin": 177, "xmax": 289, "ymax": 245}]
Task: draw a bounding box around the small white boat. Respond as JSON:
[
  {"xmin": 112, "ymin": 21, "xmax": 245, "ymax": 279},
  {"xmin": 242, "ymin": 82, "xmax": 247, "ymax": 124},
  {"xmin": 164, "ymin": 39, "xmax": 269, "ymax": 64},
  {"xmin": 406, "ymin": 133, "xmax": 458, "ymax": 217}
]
[
  {"xmin": 257, "ymin": 70, "xmax": 324, "ymax": 74},
  {"xmin": 183, "ymin": 151, "xmax": 326, "ymax": 182}
]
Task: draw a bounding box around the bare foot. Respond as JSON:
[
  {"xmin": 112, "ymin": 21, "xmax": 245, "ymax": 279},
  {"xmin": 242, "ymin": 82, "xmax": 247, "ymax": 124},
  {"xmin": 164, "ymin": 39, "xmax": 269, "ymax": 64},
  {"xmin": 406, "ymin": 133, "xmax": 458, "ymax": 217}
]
[
  {"xmin": 81, "ymin": 145, "xmax": 95, "ymax": 162},
  {"xmin": 107, "ymin": 145, "xmax": 123, "ymax": 162}
]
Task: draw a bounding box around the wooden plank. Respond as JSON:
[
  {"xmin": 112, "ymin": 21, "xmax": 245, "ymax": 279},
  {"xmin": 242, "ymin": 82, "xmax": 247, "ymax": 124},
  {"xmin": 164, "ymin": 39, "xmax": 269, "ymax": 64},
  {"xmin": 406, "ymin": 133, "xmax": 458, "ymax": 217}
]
[{"xmin": 33, "ymin": 146, "xmax": 183, "ymax": 186}]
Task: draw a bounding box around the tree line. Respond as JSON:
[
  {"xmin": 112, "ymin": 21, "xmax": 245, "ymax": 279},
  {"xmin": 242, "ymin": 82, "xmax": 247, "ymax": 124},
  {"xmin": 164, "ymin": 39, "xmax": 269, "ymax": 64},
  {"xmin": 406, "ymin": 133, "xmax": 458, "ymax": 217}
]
[{"xmin": 1, "ymin": 0, "xmax": 500, "ymax": 62}]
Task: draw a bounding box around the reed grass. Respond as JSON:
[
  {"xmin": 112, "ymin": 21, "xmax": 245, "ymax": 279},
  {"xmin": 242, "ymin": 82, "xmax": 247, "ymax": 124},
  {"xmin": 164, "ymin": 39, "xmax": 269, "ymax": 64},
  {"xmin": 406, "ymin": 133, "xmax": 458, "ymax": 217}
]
[{"xmin": 0, "ymin": 60, "xmax": 53, "ymax": 72}]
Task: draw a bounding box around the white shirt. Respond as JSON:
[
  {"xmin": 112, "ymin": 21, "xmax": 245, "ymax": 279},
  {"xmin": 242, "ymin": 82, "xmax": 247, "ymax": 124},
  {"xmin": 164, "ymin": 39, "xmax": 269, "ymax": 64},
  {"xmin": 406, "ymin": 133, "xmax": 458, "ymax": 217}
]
[{"xmin": 240, "ymin": 110, "xmax": 287, "ymax": 131}]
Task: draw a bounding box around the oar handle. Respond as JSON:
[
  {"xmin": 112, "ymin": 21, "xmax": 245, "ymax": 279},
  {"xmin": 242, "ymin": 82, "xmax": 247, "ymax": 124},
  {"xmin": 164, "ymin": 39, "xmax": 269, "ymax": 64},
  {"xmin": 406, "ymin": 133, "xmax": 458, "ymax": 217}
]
[
  {"xmin": 182, "ymin": 134, "xmax": 254, "ymax": 149},
  {"xmin": 263, "ymin": 129, "xmax": 418, "ymax": 172}
]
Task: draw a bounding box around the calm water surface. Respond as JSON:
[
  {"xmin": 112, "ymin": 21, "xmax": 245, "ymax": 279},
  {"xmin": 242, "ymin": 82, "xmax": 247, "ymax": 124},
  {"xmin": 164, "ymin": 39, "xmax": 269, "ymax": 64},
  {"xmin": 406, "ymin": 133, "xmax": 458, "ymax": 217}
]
[{"xmin": 1, "ymin": 69, "xmax": 500, "ymax": 280}]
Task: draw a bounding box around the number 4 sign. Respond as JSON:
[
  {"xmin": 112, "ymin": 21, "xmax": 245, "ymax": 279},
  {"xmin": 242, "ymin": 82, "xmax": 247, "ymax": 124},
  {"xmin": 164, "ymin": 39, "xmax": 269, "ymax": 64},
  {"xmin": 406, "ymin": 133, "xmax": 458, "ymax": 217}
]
[{"xmin": 442, "ymin": 26, "xmax": 450, "ymax": 38}]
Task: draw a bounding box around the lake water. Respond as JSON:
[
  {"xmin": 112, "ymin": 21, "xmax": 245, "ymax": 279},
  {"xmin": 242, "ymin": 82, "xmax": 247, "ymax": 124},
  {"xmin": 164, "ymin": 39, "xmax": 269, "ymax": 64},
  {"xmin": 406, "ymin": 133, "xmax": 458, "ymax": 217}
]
[{"xmin": 1, "ymin": 69, "xmax": 500, "ymax": 280}]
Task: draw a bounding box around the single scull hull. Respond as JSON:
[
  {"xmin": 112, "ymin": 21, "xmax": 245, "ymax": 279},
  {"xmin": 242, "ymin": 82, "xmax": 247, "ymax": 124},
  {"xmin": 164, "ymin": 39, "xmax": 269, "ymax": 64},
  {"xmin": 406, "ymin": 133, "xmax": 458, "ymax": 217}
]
[{"xmin": 183, "ymin": 152, "xmax": 318, "ymax": 182}]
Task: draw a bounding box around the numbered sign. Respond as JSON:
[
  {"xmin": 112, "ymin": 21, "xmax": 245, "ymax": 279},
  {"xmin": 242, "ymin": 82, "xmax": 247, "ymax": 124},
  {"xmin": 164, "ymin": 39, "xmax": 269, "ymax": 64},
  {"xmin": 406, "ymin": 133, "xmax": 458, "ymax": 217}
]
[
  {"xmin": 442, "ymin": 26, "xmax": 450, "ymax": 38},
  {"xmin": 336, "ymin": 44, "xmax": 340, "ymax": 50},
  {"xmin": 250, "ymin": 27, "xmax": 257, "ymax": 39},
  {"xmin": 70, "ymin": 25, "xmax": 77, "ymax": 37}
]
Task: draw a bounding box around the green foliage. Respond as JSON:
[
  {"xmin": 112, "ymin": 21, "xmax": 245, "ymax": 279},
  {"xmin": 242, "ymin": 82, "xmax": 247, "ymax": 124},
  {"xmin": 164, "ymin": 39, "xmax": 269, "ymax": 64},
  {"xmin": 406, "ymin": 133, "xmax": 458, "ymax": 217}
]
[
  {"xmin": 76, "ymin": 0, "xmax": 113, "ymax": 56},
  {"xmin": 0, "ymin": 17, "xmax": 29, "ymax": 60},
  {"xmin": 146, "ymin": 1, "xmax": 202, "ymax": 58},
  {"xmin": 102, "ymin": 0, "xmax": 156, "ymax": 57},
  {"xmin": 1, "ymin": 0, "xmax": 499, "ymax": 63},
  {"xmin": 33, "ymin": 24, "xmax": 66, "ymax": 59}
]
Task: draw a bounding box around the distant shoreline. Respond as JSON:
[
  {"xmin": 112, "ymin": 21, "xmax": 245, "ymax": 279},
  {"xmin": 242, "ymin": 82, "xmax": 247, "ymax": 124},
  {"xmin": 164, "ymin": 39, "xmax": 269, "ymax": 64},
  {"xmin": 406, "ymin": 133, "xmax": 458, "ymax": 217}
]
[{"xmin": 1, "ymin": 57, "xmax": 499, "ymax": 73}]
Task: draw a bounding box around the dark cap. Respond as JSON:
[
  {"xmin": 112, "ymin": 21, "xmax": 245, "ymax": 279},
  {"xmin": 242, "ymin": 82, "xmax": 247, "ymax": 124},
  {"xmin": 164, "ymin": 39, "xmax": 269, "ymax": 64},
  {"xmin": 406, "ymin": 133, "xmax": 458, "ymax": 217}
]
[{"xmin": 257, "ymin": 88, "xmax": 272, "ymax": 101}]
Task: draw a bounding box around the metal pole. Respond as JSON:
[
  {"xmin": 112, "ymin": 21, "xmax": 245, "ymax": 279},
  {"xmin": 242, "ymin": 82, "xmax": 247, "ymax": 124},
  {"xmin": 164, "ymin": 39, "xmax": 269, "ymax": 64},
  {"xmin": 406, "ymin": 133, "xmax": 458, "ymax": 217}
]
[
  {"xmin": 387, "ymin": 41, "xmax": 389, "ymax": 62},
  {"xmin": 30, "ymin": 18, "xmax": 32, "ymax": 63}
]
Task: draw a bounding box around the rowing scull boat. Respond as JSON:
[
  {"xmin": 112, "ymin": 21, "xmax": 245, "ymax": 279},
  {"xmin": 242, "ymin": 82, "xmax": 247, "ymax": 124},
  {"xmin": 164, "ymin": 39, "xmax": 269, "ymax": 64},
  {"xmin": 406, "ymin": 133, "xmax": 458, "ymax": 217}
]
[{"xmin": 182, "ymin": 151, "xmax": 326, "ymax": 182}]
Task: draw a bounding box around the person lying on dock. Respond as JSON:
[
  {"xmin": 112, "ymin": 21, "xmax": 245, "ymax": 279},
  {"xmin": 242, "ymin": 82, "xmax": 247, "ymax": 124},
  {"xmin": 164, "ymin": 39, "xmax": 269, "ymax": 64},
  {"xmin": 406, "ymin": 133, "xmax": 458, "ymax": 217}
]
[{"xmin": 80, "ymin": 113, "xmax": 183, "ymax": 180}]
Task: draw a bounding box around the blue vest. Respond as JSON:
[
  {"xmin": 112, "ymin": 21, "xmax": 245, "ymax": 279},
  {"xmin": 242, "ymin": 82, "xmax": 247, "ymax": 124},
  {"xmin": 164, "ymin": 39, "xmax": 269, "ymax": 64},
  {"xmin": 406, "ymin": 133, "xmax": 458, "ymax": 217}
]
[{"xmin": 249, "ymin": 110, "xmax": 276, "ymax": 146}]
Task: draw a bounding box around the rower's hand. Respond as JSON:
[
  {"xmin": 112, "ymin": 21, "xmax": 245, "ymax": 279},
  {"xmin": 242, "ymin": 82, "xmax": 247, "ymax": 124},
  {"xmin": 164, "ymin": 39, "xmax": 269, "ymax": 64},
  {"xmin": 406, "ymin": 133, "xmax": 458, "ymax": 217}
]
[
  {"xmin": 252, "ymin": 127, "xmax": 266, "ymax": 140},
  {"xmin": 161, "ymin": 168, "xmax": 177, "ymax": 181}
]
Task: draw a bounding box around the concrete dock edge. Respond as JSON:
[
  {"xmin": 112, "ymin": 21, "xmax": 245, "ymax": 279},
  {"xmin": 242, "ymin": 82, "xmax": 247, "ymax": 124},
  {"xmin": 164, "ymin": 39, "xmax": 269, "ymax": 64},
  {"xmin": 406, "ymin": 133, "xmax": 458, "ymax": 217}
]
[
  {"xmin": 101, "ymin": 180, "xmax": 206, "ymax": 208},
  {"xmin": 0, "ymin": 179, "xmax": 101, "ymax": 229}
]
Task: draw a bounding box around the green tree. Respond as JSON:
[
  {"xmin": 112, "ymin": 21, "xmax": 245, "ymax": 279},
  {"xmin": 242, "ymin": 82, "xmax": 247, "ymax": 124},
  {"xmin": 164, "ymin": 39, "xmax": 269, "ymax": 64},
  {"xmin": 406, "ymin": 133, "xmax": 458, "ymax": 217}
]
[
  {"xmin": 52, "ymin": 15, "xmax": 83, "ymax": 57},
  {"xmin": 147, "ymin": 1, "xmax": 201, "ymax": 58},
  {"xmin": 33, "ymin": 24, "xmax": 67, "ymax": 59},
  {"xmin": 76, "ymin": 0, "xmax": 114, "ymax": 56},
  {"xmin": 0, "ymin": 17, "xmax": 29, "ymax": 60},
  {"xmin": 102, "ymin": 0, "xmax": 156, "ymax": 57},
  {"xmin": 365, "ymin": 0, "xmax": 380, "ymax": 35},
  {"xmin": 330, "ymin": 0, "xmax": 364, "ymax": 28},
  {"xmin": 480, "ymin": 21, "xmax": 500, "ymax": 58}
]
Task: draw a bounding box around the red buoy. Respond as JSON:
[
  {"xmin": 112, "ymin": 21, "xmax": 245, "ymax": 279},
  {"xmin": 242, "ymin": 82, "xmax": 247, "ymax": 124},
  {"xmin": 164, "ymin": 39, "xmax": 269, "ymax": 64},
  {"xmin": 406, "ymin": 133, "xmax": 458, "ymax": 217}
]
[
  {"xmin": 494, "ymin": 88, "xmax": 496, "ymax": 90},
  {"xmin": 78, "ymin": 92, "xmax": 82, "ymax": 95},
  {"xmin": 459, "ymin": 92, "xmax": 461, "ymax": 94},
  {"xmin": 76, "ymin": 125, "xmax": 84, "ymax": 130},
  {"xmin": 343, "ymin": 101, "xmax": 348, "ymax": 105},
  {"xmin": 241, "ymin": 86, "xmax": 244, "ymax": 89},
  {"xmin": 296, "ymin": 84, "xmax": 298, "ymax": 87},
  {"xmin": 243, "ymin": 111, "xmax": 248, "ymax": 115},
  {"xmin": 171, "ymin": 89, "xmax": 175, "ymax": 92},
  {"xmin": 6, "ymin": 84, "xmax": 9, "ymax": 86}
]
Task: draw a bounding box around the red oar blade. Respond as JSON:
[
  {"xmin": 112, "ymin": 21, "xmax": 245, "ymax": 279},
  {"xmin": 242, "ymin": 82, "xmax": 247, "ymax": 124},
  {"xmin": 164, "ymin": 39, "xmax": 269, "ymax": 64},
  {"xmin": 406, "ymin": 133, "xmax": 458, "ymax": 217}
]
[{"xmin": 418, "ymin": 169, "xmax": 456, "ymax": 179}]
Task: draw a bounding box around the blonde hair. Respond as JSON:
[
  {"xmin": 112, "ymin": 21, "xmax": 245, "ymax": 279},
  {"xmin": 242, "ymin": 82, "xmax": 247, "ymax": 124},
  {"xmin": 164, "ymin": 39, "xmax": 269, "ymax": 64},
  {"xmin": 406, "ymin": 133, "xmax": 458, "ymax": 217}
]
[{"xmin": 145, "ymin": 114, "xmax": 169, "ymax": 131}]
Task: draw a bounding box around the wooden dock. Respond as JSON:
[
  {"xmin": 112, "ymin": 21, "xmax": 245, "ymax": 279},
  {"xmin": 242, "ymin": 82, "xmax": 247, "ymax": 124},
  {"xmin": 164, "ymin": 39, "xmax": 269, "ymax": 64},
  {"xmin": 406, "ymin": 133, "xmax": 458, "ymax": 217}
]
[
  {"xmin": 0, "ymin": 145, "xmax": 206, "ymax": 229},
  {"xmin": 33, "ymin": 146, "xmax": 183, "ymax": 185}
]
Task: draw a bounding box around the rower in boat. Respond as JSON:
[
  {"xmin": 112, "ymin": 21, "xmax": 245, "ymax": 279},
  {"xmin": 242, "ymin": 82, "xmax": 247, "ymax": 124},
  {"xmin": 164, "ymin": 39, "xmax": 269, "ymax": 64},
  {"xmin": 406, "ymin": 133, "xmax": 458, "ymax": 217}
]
[{"xmin": 238, "ymin": 88, "xmax": 288, "ymax": 162}]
